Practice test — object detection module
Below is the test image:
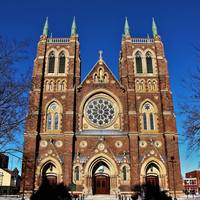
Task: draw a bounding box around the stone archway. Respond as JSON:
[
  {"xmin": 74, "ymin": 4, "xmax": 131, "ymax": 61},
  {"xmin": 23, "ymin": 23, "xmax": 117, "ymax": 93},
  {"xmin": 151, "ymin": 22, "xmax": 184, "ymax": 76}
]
[
  {"xmin": 140, "ymin": 157, "xmax": 168, "ymax": 190},
  {"xmin": 42, "ymin": 162, "xmax": 58, "ymax": 185},
  {"xmin": 84, "ymin": 153, "xmax": 118, "ymax": 195},
  {"xmin": 145, "ymin": 163, "xmax": 160, "ymax": 186},
  {"xmin": 92, "ymin": 161, "xmax": 110, "ymax": 194},
  {"xmin": 35, "ymin": 157, "xmax": 63, "ymax": 189}
]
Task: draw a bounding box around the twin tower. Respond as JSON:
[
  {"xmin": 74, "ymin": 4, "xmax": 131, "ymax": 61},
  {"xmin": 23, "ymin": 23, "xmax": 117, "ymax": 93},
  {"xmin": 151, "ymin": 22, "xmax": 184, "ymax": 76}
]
[{"xmin": 22, "ymin": 17, "xmax": 183, "ymax": 197}]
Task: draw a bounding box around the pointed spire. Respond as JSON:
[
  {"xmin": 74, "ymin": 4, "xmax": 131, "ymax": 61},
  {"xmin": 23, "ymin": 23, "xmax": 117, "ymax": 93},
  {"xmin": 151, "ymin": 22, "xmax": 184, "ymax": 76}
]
[
  {"xmin": 43, "ymin": 17, "xmax": 49, "ymax": 36},
  {"xmin": 152, "ymin": 17, "xmax": 158, "ymax": 37},
  {"xmin": 71, "ymin": 16, "xmax": 77, "ymax": 36},
  {"xmin": 124, "ymin": 17, "xmax": 130, "ymax": 37}
]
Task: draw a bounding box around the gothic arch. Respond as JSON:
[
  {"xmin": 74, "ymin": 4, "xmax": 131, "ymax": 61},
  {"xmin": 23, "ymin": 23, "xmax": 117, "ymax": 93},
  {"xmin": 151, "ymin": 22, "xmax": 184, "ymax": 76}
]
[
  {"xmin": 144, "ymin": 49, "xmax": 156, "ymax": 58},
  {"xmin": 133, "ymin": 50, "xmax": 144, "ymax": 74},
  {"xmin": 132, "ymin": 48, "xmax": 144, "ymax": 57},
  {"xmin": 44, "ymin": 99, "xmax": 63, "ymax": 132},
  {"xmin": 57, "ymin": 48, "xmax": 69, "ymax": 56},
  {"xmin": 140, "ymin": 157, "xmax": 168, "ymax": 190},
  {"xmin": 46, "ymin": 48, "xmax": 59, "ymax": 57},
  {"xmin": 35, "ymin": 156, "xmax": 63, "ymax": 187},
  {"xmin": 139, "ymin": 99, "xmax": 158, "ymax": 131},
  {"xmin": 84, "ymin": 153, "xmax": 118, "ymax": 177},
  {"xmin": 73, "ymin": 163, "xmax": 83, "ymax": 184},
  {"xmin": 120, "ymin": 163, "xmax": 130, "ymax": 184},
  {"xmin": 79, "ymin": 89, "xmax": 123, "ymax": 114},
  {"xmin": 139, "ymin": 99, "xmax": 158, "ymax": 113},
  {"xmin": 79, "ymin": 89, "xmax": 123, "ymax": 130},
  {"xmin": 44, "ymin": 98, "xmax": 63, "ymax": 113}
]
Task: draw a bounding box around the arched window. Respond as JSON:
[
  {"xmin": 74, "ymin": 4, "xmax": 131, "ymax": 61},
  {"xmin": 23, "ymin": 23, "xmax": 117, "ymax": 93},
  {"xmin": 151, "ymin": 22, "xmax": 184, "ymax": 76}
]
[
  {"xmin": 54, "ymin": 113, "xmax": 59, "ymax": 130},
  {"xmin": 46, "ymin": 102, "xmax": 61, "ymax": 131},
  {"xmin": 122, "ymin": 166, "xmax": 127, "ymax": 181},
  {"xmin": 48, "ymin": 52, "xmax": 55, "ymax": 73},
  {"xmin": 150, "ymin": 113, "xmax": 154, "ymax": 130},
  {"xmin": 146, "ymin": 52, "xmax": 153, "ymax": 73},
  {"xmin": 47, "ymin": 113, "xmax": 52, "ymax": 130},
  {"xmin": 136, "ymin": 52, "xmax": 143, "ymax": 73},
  {"xmin": 143, "ymin": 113, "xmax": 147, "ymax": 130},
  {"xmin": 58, "ymin": 52, "xmax": 65, "ymax": 73},
  {"xmin": 141, "ymin": 102, "xmax": 156, "ymax": 131},
  {"xmin": 75, "ymin": 166, "xmax": 80, "ymax": 181}
]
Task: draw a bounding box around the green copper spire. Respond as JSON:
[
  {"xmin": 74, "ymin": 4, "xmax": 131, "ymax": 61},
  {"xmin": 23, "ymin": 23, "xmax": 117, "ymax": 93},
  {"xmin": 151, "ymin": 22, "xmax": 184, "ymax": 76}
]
[
  {"xmin": 43, "ymin": 17, "xmax": 49, "ymax": 36},
  {"xmin": 152, "ymin": 17, "xmax": 158, "ymax": 37},
  {"xmin": 71, "ymin": 16, "xmax": 77, "ymax": 36},
  {"xmin": 124, "ymin": 17, "xmax": 130, "ymax": 36}
]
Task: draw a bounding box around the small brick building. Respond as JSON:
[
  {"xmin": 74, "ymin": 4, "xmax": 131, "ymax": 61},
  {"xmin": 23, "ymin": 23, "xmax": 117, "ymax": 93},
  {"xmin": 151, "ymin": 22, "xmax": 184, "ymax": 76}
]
[
  {"xmin": 184, "ymin": 170, "xmax": 200, "ymax": 194},
  {"xmin": 22, "ymin": 17, "xmax": 183, "ymax": 196}
]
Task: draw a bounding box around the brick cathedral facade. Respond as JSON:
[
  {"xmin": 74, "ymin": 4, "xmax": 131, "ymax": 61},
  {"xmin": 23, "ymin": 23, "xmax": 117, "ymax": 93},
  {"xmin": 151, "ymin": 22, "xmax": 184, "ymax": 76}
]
[{"xmin": 22, "ymin": 18, "xmax": 183, "ymax": 196}]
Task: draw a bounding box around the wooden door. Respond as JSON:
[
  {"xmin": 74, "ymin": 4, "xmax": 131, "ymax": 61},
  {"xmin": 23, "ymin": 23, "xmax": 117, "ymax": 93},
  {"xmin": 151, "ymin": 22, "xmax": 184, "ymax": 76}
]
[
  {"xmin": 46, "ymin": 175, "xmax": 57, "ymax": 185},
  {"xmin": 94, "ymin": 175, "xmax": 110, "ymax": 194},
  {"xmin": 146, "ymin": 175, "xmax": 159, "ymax": 186}
]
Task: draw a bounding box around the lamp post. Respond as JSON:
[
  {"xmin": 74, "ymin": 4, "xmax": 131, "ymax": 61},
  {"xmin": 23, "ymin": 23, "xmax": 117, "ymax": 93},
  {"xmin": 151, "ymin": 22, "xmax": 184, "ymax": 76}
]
[{"xmin": 169, "ymin": 156, "xmax": 177, "ymax": 200}]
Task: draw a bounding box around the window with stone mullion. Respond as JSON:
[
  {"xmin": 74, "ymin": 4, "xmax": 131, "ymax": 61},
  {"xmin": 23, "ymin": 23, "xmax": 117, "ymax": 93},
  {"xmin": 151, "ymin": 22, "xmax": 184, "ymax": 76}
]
[
  {"xmin": 146, "ymin": 56, "xmax": 153, "ymax": 73},
  {"xmin": 136, "ymin": 56, "xmax": 143, "ymax": 73},
  {"xmin": 48, "ymin": 55, "xmax": 55, "ymax": 73},
  {"xmin": 59, "ymin": 53, "xmax": 65, "ymax": 73}
]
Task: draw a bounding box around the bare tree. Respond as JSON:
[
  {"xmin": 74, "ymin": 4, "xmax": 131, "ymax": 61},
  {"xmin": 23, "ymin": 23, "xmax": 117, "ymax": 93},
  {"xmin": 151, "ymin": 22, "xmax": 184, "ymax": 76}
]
[
  {"xmin": 181, "ymin": 66, "xmax": 200, "ymax": 154},
  {"xmin": 0, "ymin": 36, "xmax": 30, "ymax": 152}
]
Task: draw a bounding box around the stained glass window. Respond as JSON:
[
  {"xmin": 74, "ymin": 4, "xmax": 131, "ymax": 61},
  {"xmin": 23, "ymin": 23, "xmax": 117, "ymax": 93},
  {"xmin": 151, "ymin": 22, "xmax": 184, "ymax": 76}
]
[
  {"xmin": 54, "ymin": 113, "xmax": 59, "ymax": 130},
  {"xmin": 150, "ymin": 113, "xmax": 154, "ymax": 130},
  {"xmin": 85, "ymin": 98, "xmax": 116, "ymax": 127},
  {"xmin": 47, "ymin": 113, "xmax": 52, "ymax": 130},
  {"xmin": 143, "ymin": 113, "xmax": 147, "ymax": 130}
]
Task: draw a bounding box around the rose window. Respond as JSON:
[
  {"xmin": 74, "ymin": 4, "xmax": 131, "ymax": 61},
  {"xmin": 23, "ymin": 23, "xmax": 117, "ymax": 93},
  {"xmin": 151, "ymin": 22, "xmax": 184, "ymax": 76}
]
[{"xmin": 85, "ymin": 98, "xmax": 116, "ymax": 127}]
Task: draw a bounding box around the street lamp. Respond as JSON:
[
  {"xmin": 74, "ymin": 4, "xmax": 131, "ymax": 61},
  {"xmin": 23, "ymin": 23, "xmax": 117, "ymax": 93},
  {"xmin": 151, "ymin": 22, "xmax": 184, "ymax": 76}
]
[{"xmin": 169, "ymin": 156, "xmax": 177, "ymax": 200}]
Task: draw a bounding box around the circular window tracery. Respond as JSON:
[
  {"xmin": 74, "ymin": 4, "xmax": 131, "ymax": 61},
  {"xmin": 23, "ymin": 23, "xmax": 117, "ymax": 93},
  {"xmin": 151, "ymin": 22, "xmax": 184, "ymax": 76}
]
[{"xmin": 85, "ymin": 97, "xmax": 116, "ymax": 127}]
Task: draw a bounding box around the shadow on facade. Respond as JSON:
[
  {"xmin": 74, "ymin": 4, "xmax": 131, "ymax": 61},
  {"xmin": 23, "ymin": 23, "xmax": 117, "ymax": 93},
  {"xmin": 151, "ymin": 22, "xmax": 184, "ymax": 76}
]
[
  {"xmin": 130, "ymin": 183, "xmax": 172, "ymax": 200},
  {"xmin": 30, "ymin": 178, "xmax": 71, "ymax": 200}
]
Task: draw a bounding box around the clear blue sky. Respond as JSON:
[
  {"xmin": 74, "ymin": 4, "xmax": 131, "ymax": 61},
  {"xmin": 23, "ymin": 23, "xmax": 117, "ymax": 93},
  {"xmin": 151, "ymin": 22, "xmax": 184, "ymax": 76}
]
[{"xmin": 0, "ymin": 0, "xmax": 199, "ymax": 176}]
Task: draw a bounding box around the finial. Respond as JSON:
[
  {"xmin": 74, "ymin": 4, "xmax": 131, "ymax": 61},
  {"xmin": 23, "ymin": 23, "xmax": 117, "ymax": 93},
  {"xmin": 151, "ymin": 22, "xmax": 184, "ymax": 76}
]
[
  {"xmin": 124, "ymin": 17, "xmax": 130, "ymax": 37},
  {"xmin": 43, "ymin": 17, "xmax": 48, "ymax": 36},
  {"xmin": 50, "ymin": 33, "xmax": 53, "ymax": 38},
  {"xmin": 99, "ymin": 50, "xmax": 103, "ymax": 60},
  {"xmin": 71, "ymin": 16, "xmax": 77, "ymax": 36},
  {"xmin": 147, "ymin": 33, "xmax": 150, "ymax": 39},
  {"xmin": 152, "ymin": 17, "xmax": 158, "ymax": 37}
]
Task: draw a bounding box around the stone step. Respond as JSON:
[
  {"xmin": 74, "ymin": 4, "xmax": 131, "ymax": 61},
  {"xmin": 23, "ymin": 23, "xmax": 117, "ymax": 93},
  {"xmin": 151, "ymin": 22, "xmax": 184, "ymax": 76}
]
[{"xmin": 85, "ymin": 194, "xmax": 117, "ymax": 200}]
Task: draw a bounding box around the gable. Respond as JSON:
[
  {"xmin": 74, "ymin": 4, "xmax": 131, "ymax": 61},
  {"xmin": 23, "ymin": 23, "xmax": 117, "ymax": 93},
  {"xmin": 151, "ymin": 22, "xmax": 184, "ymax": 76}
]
[{"xmin": 80, "ymin": 59, "xmax": 122, "ymax": 88}]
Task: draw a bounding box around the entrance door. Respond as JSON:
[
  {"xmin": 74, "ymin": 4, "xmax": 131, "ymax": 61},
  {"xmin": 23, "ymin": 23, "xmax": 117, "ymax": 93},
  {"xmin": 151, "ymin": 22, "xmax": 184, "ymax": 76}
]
[
  {"xmin": 146, "ymin": 175, "xmax": 159, "ymax": 186},
  {"xmin": 94, "ymin": 175, "xmax": 110, "ymax": 194}
]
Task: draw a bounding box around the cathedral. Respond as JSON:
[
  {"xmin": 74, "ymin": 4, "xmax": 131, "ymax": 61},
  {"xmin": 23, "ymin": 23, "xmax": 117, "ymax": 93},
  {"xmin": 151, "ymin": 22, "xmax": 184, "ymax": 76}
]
[{"xmin": 22, "ymin": 17, "xmax": 183, "ymax": 196}]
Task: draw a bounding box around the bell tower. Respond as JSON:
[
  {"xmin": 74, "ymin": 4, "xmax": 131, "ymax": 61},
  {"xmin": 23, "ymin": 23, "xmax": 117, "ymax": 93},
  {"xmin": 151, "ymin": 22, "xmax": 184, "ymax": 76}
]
[
  {"xmin": 119, "ymin": 17, "xmax": 183, "ymax": 195},
  {"xmin": 22, "ymin": 17, "xmax": 80, "ymax": 192}
]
